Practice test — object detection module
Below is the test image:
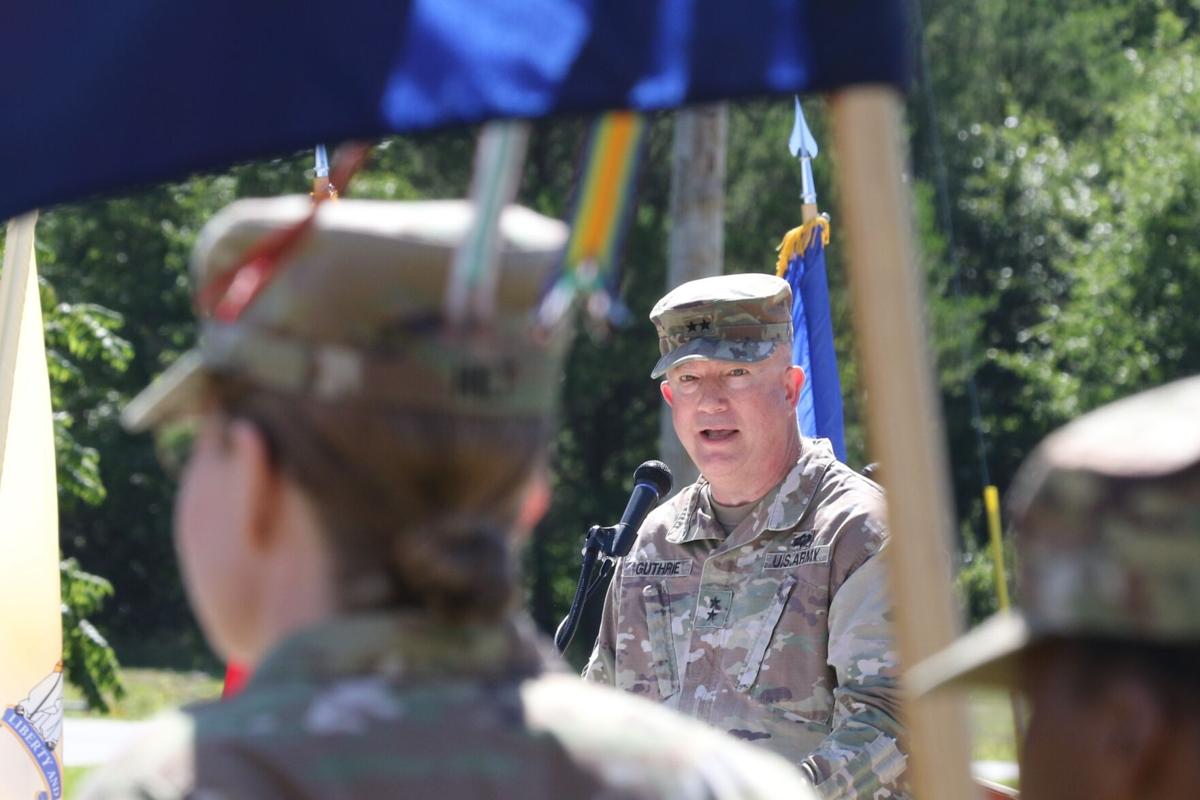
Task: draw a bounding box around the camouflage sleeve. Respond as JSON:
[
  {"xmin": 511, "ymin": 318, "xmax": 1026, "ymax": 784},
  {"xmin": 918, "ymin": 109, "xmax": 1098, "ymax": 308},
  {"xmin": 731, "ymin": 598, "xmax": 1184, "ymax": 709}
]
[
  {"xmin": 581, "ymin": 561, "xmax": 620, "ymax": 684},
  {"xmin": 526, "ymin": 675, "xmax": 822, "ymax": 800},
  {"xmin": 77, "ymin": 710, "xmax": 292, "ymax": 800},
  {"xmin": 803, "ymin": 550, "xmax": 910, "ymax": 800}
]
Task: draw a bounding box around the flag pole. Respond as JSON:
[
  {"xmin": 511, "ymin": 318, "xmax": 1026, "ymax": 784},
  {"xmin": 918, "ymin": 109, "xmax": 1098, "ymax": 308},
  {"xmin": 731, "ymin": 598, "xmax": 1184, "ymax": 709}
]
[
  {"xmin": 777, "ymin": 99, "xmax": 846, "ymax": 462},
  {"xmin": 312, "ymin": 144, "xmax": 337, "ymax": 200},
  {"xmin": 828, "ymin": 86, "xmax": 978, "ymax": 800},
  {"xmin": 790, "ymin": 98, "xmax": 820, "ymax": 224}
]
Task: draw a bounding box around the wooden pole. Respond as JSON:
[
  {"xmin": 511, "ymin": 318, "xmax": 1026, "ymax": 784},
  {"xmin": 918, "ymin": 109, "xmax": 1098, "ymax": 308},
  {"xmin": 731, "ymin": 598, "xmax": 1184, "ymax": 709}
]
[
  {"xmin": 659, "ymin": 104, "xmax": 727, "ymax": 487},
  {"xmin": 828, "ymin": 86, "xmax": 979, "ymax": 800}
]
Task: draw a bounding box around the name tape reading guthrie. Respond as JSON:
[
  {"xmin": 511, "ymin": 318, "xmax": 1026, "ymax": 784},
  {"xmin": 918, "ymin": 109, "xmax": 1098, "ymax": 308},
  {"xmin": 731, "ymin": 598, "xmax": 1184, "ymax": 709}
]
[{"xmin": 624, "ymin": 560, "xmax": 694, "ymax": 578}]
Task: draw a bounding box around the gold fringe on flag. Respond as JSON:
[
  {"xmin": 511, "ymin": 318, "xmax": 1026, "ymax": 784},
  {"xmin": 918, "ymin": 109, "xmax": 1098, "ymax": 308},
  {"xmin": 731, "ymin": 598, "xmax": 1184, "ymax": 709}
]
[{"xmin": 775, "ymin": 215, "xmax": 831, "ymax": 278}]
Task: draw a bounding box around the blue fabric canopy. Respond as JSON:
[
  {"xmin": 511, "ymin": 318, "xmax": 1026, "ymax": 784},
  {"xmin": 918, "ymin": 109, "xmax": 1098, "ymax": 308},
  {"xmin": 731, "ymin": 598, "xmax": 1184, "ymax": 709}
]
[{"xmin": 3, "ymin": 1, "xmax": 907, "ymax": 218}]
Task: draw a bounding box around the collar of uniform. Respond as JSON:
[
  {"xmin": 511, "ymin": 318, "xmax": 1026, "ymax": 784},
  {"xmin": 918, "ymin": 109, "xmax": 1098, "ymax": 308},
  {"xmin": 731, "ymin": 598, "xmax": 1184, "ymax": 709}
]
[
  {"xmin": 666, "ymin": 481, "xmax": 725, "ymax": 544},
  {"xmin": 756, "ymin": 437, "xmax": 837, "ymax": 531},
  {"xmin": 666, "ymin": 437, "xmax": 836, "ymax": 544},
  {"xmin": 248, "ymin": 611, "xmax": 548, "ymax": 688}
]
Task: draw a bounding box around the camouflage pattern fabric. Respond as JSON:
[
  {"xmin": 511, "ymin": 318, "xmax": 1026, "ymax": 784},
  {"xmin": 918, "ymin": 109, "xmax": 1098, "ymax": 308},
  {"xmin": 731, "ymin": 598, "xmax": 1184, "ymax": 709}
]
[
  {"xmin": 79, "ymin": 613, "xmax": 817, "ymax": 800},
  {"xmin": 649, "ymin": 273, "xmax": 792, "ymax": 379},
  {"xmin": 584, "ymin": 438, "xmax": 909, "ymax": 799},
  {"xmin": 911, "ymin": 374, "xmax": 1200, "ymax": 694}
]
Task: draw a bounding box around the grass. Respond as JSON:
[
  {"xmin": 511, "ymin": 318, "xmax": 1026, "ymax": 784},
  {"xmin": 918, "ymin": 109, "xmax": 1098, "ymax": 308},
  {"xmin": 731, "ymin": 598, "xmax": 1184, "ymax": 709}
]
[
  {"xmin": 63, "ymin": 767, "xmax": 91, "ymax": 798},
  {"xmin": 66, "ymin": 667, "xmax": 223, "ymax": 720},
  {"xmin": 968, "ymin": 688, "xmax": 1020, "ymax": 763}
]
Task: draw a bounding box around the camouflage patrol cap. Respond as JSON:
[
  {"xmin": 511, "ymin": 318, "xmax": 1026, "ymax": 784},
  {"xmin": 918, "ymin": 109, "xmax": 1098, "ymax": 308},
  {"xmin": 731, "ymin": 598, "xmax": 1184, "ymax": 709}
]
[
  {"xmin": 649, "ymin": 273, "xmax": 792, "ymax": 379},
  {"xmin": 122, "ymin": 196, "xmax": 568, "ymax": 431},
  {"xmin": 910, "ymin": 375, "xmax": 1200, "ymax": 694}
]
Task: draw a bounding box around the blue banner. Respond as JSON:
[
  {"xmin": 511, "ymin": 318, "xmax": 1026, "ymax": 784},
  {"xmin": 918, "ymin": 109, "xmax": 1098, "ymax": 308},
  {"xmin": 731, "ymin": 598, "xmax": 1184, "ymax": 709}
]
[
  {"xmin": 2, "ymin": 1, "xmax": 908, "ymax": 219},
  {"xmin": 782, "ymin": 220, "xmax": 846, "ymax": 461}
]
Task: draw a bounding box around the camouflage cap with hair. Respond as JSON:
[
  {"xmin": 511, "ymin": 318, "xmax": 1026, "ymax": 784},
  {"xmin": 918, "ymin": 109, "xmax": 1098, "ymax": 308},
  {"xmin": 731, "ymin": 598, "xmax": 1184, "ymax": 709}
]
[
  {"xmin": 649, "ymin": 273, "xmax": 793, "ymax": 379},
  {"xmin": 910, "ymin": 375, "xmax": 1200, "ymax": 695},
  {"xmin": 122, "ymin": 196, "xmax": 569, "ymax": 431}
]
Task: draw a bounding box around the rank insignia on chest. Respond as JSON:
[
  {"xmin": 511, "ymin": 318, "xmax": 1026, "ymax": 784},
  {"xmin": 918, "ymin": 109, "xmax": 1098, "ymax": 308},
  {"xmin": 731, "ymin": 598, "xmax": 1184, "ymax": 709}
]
[{"xmin": 695, "ymin": 589, "xmax": 734, "ymax": 628}]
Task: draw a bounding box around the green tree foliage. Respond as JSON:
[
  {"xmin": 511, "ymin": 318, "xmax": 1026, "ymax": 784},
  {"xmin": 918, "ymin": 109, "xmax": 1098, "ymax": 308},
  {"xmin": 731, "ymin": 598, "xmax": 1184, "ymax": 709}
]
[
  {"xmin": 42, "ymin": 279, "xmax": 134, "ymax": 707},
  {"xmin": 913, "ymin": 2, "xmax": 1200, "ymax": 605},
  {"xmin": 60, "ymin": 558, "xmax": 125, "ymax": 712},
  {"xmin": 39, "ymin": 186, "xmax": 224, "ymax": 664}
]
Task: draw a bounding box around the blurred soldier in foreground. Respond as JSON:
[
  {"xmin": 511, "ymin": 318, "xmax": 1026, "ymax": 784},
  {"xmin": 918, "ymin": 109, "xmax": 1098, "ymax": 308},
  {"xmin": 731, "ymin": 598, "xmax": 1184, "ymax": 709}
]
[
  {"xmin": 584, "ymin": 274, "xmax": 908, "ymax": 799},
  {"xmin": 911, "ymin": 376, "xmax": 1200, "ymax": 800},
  {"xmin": 80, "ymin": 197, "xmax": 816, "ymax": 799}
]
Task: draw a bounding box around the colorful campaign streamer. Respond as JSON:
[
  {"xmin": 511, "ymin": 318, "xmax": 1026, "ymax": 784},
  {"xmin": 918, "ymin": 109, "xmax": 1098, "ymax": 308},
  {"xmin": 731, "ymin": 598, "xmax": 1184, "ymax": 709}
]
[{"xmin": 540, "ymin": 111, "xmax": 647, "ymax": 326}]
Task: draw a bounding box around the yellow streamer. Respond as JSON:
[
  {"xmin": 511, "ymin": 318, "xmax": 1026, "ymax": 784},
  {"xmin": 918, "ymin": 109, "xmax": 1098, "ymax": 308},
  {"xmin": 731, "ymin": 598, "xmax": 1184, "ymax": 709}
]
[{"xmin": 984, "ymin": 485, "xmax": 1011, "ymax": 611}]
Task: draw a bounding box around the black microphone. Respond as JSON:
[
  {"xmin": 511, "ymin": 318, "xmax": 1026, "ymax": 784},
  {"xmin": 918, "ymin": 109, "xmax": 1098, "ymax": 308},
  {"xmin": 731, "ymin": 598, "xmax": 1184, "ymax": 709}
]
[{"xmin": 607, "ymin": 460, "xmax": 673, "ymax": 558}]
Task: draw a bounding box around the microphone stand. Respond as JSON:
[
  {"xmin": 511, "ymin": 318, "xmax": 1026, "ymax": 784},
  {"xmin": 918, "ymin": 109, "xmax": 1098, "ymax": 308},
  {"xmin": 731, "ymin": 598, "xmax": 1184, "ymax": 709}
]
[
  {"xmin": 554, "ymin": 524, "xmax": 621, "ymax": 654},
  {"xmin": 553, "ymin": 460, "xmax": 670, "ymax": 655}
]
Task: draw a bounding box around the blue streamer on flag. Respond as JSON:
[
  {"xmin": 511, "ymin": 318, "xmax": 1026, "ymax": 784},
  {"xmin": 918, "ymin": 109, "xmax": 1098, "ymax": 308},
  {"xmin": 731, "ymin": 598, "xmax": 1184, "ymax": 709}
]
[{"xmin": 777, "ymin": 217, "xmax": 846, "ymax": 461}]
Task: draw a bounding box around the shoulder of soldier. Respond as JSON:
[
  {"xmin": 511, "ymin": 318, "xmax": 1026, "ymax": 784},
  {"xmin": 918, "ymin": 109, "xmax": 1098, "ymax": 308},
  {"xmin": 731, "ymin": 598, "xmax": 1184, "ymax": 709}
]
[
  {"xmin": 811, "ymin": 454, "xmax": 887, "ymax": 530},
  {"xmin": 798, "ymin": 453, "xmax": 889, "ymax": 583},
  {"xmin": 77, "ymin": 690, "xmax": 307, "ymax": 799},
  {"xmin": 522, "ymin": 673, "xmax": 817, "ymax": 800}
]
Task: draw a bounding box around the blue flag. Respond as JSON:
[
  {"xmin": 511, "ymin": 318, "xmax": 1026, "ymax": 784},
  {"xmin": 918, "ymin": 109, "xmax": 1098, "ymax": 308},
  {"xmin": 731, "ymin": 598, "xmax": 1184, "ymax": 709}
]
[
  {"xmin": 1, "ymin": 1, "xmax": 909, "ymax": 220},
  {"xmin": 779, "ymin": 219, "xmax": 846, "ymax": 461}
]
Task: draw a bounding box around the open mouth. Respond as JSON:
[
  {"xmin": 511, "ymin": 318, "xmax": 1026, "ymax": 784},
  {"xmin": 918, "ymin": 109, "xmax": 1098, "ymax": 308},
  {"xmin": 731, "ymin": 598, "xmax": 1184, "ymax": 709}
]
[{"xmin": 700, "ymin": 428, "xmax": 738, "ymax": 441}]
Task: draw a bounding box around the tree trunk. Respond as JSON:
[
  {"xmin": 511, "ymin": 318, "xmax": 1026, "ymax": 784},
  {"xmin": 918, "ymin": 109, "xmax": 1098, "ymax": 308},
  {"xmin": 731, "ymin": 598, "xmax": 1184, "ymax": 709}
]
[{"xmin": 659, "ymin": 105, "xmax": 727, "ymax": 489}]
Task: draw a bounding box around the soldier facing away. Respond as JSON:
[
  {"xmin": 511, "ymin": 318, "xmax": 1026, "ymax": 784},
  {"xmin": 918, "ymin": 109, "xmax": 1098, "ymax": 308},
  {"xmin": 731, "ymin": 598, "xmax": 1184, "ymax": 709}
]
[
  {"xmin": 910, "ymin": 375, "xmax": 1200, "ymax": 800},
  {"xmin": 79, "ymin": 197, "xmax": 817, "ymax": 799},
  {"xmin": 584, "ymin": 274, "xmax": 909, "ymax": 799}
]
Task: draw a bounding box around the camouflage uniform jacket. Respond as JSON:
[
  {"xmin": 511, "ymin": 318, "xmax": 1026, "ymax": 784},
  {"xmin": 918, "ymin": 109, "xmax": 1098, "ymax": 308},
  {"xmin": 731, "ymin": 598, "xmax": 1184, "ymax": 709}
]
[
  {"xmin": 584, "ymin": 438, "xmax": 909, "ymax": 799},
  {"xmin": 80, "ymin": 612, "xmax": 816, "ymax": 800}
]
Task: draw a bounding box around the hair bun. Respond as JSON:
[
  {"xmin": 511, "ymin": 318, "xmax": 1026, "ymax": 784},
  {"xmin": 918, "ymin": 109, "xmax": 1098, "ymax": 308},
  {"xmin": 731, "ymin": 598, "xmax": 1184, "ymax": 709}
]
[{"xmin": 391, "ymin": 518, "xmax": 516, "ymax": 623}]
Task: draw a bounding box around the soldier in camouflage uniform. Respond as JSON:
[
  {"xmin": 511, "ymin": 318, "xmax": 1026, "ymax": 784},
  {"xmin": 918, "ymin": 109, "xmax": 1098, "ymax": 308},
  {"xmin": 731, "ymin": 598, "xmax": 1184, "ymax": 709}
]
[
  {"xmin": 911, "ymin": 376, "xmax": 1200, "ymax": 800},
  {"xmin": 584, "ymin": 274, "xmax": 908, "ymax": 799},
  {"xmin": 80, "ymin": 198, "xmax": 818, "ymax": 799}
]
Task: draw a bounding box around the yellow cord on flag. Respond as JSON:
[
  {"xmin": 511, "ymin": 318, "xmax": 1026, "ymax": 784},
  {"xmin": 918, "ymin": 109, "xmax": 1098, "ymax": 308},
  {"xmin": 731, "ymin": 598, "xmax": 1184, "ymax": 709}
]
[
  {"xmin": 983, "ymin": 485, "xmax": 1011, "ymax": 611},
  {"xmin": 985, "ymin": 483, "xmax": 1027, "ymax": 748},
  {"xmin": 774, "ymin": 215, "xmax": 831, "ymax": 277}
]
